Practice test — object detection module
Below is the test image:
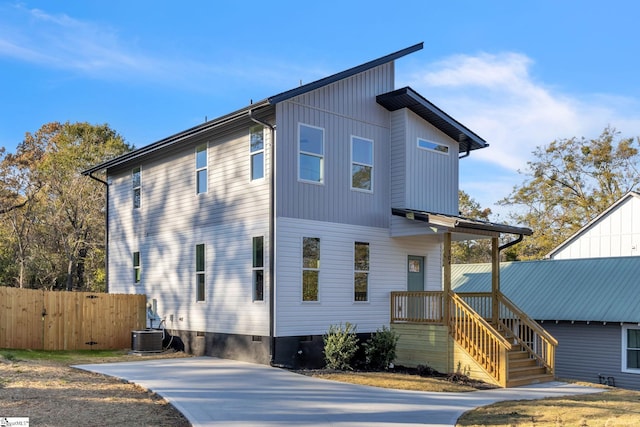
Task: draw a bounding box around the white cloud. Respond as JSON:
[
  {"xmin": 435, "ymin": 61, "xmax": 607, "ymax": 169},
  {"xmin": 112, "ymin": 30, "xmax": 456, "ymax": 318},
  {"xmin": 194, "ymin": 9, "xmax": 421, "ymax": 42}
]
[{"xmin": 404, "ymin": 52, "xmax": 640, "ymax": 172}]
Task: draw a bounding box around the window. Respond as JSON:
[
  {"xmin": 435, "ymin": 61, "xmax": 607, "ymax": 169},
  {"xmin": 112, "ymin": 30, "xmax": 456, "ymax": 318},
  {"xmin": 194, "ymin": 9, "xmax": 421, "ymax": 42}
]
[
  {"xmin": 196, "ymin": 144, "xmax": 208, "ymax": 194},
  {"xmin": 298, "ymin": 124, "xmax": 324, "ymax": 183},
  {"xmin": 351, "ymin": 136, "xmax": 373, "ymax": 191},
  {"xmin": 132, "ymin": 167, "xmax": 141, "ymax": 209},
  {"xmin": 417, "ymin": 138, "xmax": 449, "ymax": 155},
  {"xmin": 253, "ymin": 236, "xmax": 264, "ymax": 301},
  {"xmin": 133, "ymin": 251, "xmax": 141, "ymax": 284},
  {"xmin": 196, "ymin": 244, "xmax": 205, "ymax": 302},
  {"xmin": 623, "ymin": 325, "xmax": 640, "ymax": 372},
  {"xmin": 354, "ymin": 242, "xmax": 369, "ymax": 301},
  {"xmin": 250, "ymin": 125, "xmax": 264, "ymax": 180},
  {"xmin": 302, "ymin": 237, "xmax": 320, "ymax": 301}
]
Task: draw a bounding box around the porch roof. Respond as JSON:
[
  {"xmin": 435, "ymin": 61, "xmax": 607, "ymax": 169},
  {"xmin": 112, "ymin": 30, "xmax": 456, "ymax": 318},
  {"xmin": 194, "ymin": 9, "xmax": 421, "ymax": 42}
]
[{"xmin": 391, "ymin": 207, "xmax": 533, "ymax": 237}]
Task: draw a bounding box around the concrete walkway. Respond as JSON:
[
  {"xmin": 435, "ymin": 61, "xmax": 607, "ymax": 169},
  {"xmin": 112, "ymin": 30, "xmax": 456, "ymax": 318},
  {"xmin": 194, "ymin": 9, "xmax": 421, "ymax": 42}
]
[{"xmin": 74, "ymin": 357, "xmax": 604, "ymax": 427}]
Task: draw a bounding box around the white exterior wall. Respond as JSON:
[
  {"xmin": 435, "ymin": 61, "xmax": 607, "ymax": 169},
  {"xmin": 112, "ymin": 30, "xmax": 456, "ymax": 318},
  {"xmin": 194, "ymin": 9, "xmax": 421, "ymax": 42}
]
[
  {"xmin": 274, "ymin": 217, "xmax": 442, "ymax": 337},
  {"xmin": 107, "ymin": 124, "xmax": 271, "ymax": 336},
  {"xmin": 552, "ymin": 195, "xmax": 640, "ymax": 259}
]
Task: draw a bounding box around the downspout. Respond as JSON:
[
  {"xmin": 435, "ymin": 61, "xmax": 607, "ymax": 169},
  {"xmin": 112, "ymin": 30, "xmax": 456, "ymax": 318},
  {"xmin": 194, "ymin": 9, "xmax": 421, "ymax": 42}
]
[
  {"xmin": 499, "ymin": 234, "xmax": 524, "ymax": 252},
  {"xmin": 87, "ymin": 172, "xmax": 109, "ymax": 293},
  {"xmin": 249, "ymin": 109, "xmax": 277, "ymax": 365},
  {"xmin": 458, "ymin": 145, "xmax": 471, "ymax": 159}
]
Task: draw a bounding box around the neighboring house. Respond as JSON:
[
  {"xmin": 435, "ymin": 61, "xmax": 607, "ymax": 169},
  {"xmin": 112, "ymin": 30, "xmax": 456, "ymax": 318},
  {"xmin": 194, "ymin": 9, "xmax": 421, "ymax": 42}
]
[
  {"xmin": 547, "ymin": 191, "xmax": 640, "ymax": 259},
  {"xmin": 452, "ymin": 257, "xmax": 640, "ymax": 390},
  {"xmin": 84, "ymin": 43, "xmax": 551, "ymax": 386}
]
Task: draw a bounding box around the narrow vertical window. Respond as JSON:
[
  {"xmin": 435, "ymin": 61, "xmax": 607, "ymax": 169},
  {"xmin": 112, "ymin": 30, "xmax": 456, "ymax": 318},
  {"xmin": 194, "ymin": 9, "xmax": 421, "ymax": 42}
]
[
  {"xmin": 196, "ymin": 144, "xmax": 208, "ymax": 194},
  {"xmin": 132, "ymin": 167, "xmax": 141, "ymax": 209},
  {"xmin": 354, "ymin": 242, "xmax": 369, "ymax": 301},
  {"xmin": 299, "ymin": 124, "xmax": 324, "ymax": 183},
  {"xmin": 196, "ymin": 243, "xmax": 205, "ymax": 302},
  {"xmin": 625, "ymin": 327, "xmax": 640, "ymax": 371},
  {"xmin": 351, "ymin": 137, "xmax": 373, "ymax": 191},
  {"xmin": 302, "ymin": 237, "xmax": 320, "ymax": 301},
  {"xmin": 133, "ymin": 251, "xmax": 141, "ymax": 284},
  {"xmin": 250, "ymin": 125, "xmax": 264, "ymax": 180},
  {"xmin": 252, "ymin": 236, "xmax": 264, "ymax": 301}
]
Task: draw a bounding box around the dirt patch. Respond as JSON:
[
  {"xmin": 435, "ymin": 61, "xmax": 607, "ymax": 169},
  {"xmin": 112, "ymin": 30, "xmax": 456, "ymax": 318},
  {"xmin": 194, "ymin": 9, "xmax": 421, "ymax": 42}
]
[{"xmin": 0, "ymin": 352, "xmax": 191, "ymax": 426}]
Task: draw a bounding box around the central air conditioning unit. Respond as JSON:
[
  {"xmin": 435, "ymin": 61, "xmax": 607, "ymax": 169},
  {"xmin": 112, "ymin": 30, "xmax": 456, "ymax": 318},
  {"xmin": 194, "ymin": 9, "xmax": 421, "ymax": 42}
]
[{"xmin": 131, "ymin": 329, "xmax": 163, "ymax": 352}]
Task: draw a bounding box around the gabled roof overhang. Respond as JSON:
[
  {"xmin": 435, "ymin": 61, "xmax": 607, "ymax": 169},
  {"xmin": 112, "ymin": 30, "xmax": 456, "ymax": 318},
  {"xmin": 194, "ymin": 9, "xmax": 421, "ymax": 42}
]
[
  {"xmin": 392, "ymin": 207, "xmax": 532, "ymax": 238},
  {"xmin": 377, "ymin": 87, "xmax": 487, "ymax": 153}
]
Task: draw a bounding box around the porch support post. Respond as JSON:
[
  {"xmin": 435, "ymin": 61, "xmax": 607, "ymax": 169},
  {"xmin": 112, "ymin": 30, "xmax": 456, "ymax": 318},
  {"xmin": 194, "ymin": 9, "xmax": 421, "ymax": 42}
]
[
  {"xmin": 491, "ymin": 236, "xmax": 499, "ymax": 325},
  {"xmin": 443, "ymin": 232, "xmax": 452, "ymax": 326}
]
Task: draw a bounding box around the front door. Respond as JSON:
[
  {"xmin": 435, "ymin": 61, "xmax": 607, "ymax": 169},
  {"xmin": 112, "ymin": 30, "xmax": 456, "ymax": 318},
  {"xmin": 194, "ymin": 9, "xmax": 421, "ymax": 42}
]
[{"xmin": 407, "ymin": 255, "xmax": 425, "ymax": 291}]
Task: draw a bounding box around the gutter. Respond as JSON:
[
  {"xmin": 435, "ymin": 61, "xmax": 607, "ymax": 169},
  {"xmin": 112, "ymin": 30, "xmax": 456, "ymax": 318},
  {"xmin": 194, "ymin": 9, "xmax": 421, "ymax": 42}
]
[
  {"xmin": 87, "ymin": 172, "xmax": 110, "ymax": 293},
  {"xmin": 249, "ymin": 109, "xmax": 277, "ymax": 365}
]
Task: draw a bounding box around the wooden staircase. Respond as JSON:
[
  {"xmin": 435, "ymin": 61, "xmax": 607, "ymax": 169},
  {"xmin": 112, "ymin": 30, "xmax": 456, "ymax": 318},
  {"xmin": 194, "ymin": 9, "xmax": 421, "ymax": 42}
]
[
  {"xmin": 504, "ymin": 336, "xmax": 555, "ymax": 387},
  {"xmin": 449, "ymin": 292, "xmax": 557, "ymax": 387}
]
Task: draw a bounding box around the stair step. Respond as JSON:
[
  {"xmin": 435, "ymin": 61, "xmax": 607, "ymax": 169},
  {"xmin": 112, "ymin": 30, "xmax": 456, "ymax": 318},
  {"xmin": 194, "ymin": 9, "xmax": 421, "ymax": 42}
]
[
  {"xmin": 507, "ymin": 373, "xmax": 555, "ymax": 388},
  {"xmin": 508, "ymin": 350, "xmax": 531, "ymax": 360},
  {"xmin": 509, "ymin": 365, "xmax": 547, "ymax": 377},
  {"xmin": 509, "ymin": 358, "xmax": 538, "ymax": 369}
]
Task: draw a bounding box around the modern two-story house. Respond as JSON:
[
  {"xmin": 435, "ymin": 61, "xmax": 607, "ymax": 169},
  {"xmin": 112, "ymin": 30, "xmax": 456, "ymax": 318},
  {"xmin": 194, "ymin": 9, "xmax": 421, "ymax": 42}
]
[{"xmin": 84, "ymin": 43, "xmax": 555, "ymax": 387}]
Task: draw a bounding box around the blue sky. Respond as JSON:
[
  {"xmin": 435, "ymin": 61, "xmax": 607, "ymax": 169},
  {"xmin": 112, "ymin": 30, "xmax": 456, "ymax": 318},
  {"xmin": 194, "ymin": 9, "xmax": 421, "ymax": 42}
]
[{"xmin": 1, "ymin": 0, "xmax": 639, "ymax": 217}]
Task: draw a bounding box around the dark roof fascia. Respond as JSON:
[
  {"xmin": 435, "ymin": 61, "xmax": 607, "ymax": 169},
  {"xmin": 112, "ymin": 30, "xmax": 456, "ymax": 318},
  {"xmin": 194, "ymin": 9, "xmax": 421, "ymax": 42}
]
[
  {"xmin": 392, "ymin": 207, "xmax": 532, "ymax": 236},
  {"xmin": 82, "ymin": 100, "xmax": 272, "ymax": 175},
  {"xmin": 267, "ymin": 42, "xmax": 424, "ymax": 105},
  {"xmin": 376, "ymin": 87, "xmax": 487, "ymax": 152}
]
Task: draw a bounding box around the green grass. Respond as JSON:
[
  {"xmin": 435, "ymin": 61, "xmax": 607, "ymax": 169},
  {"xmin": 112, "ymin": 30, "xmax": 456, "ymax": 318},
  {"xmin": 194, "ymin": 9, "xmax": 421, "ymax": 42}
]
[{"xmin": 0, "ymin": 348, "xmax": 129, "ymax": 363}]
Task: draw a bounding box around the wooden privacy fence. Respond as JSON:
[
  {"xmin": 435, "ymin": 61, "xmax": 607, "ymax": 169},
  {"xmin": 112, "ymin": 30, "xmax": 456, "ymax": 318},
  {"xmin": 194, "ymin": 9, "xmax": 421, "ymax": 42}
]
[{"xmin": 0, "ymin": 287, "xmax": 146, "ymax": 350}]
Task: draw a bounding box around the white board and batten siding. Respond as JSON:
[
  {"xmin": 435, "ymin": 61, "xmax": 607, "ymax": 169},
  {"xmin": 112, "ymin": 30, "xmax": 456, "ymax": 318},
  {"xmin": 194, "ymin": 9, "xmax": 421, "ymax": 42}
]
[
  {"xmin": 274, "ymin": 217, "xmax": 442, "ymax": 337},
  {"xmin": 108, "ymin": 123, "xmax": 272, "ymax": 336},
  {"xmin": 275, "ymin": 64, "xmax": 394, "ymax": 229},
  {"xmin": 551, "ymin": 193, "xmax": 640, "ymax": 259}
]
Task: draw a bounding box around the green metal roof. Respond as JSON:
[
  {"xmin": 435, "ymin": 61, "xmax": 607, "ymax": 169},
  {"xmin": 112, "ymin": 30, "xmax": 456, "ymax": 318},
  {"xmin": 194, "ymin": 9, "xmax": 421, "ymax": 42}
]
[{"xmin": 452, "ymin": 257, "xmax": 640, "ymax": 323}]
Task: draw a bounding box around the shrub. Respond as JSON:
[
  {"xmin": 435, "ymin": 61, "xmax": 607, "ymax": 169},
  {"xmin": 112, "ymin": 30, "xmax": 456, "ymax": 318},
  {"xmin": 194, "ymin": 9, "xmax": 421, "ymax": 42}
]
[
  {"xmin": 323, "ymin": 322, "xmax": 359, "ymax": 370},
  {"xmin": 363, "ymin": 326, "xmax": 399, "ymax": 370}
]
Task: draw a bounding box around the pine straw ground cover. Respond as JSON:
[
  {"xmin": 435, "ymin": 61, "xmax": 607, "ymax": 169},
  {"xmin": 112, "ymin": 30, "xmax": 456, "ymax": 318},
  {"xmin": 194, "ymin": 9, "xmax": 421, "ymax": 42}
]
[{"xmin": 0, "ymin": 349, "xmax": 190, "ymax": 426}]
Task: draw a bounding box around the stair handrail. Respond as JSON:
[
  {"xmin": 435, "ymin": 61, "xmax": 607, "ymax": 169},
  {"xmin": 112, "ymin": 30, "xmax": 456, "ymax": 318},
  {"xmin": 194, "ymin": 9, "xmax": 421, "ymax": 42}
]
[
  {"xmin": 497, "ymin": 293, "xmax": 558, "ymax": 372},
  {"xmin": 448, "ymin": 292, "xmax": 510, "ymax": 386}
]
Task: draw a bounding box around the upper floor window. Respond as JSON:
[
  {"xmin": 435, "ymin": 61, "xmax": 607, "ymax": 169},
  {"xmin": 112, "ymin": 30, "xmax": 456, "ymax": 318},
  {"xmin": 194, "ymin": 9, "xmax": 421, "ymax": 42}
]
[
  {"xmin": 302, "ymin": 237, "xmax": 320, "ymax": 301},
  {"xmin": 417, "ymin": 138, "xmax": 449, "ymax": 155},
  {"xmin": 196, "ymin": 144, "xmax": 208, "ymax": 194},
  {"xmin": 196, "ymin": 243, "xmax": 205, "ymax": 302},
  {"xmin": 252, "ymin": 236, "xmax": 264, "ymax": 301},
  {"xmin": 351, "ymin": 136, "xmax": 373, "ymax": 192},
  {"xmin": 132, "ymin": 167, "xmax": 141, "ymax": 209},
  {"xmin": 299, "ymin": 124, "xmax": 324, "ymax": 183},
  {"xmin": 354, "ymin": 242, "xmax": 369, "ymax": 302},
  {"xmin": 250, "ymin": 125, "xmax": 264, "ymax": 180},
  {"xmin": 133, "ymin": 251, "xmax": 141, "ymax": 284}
]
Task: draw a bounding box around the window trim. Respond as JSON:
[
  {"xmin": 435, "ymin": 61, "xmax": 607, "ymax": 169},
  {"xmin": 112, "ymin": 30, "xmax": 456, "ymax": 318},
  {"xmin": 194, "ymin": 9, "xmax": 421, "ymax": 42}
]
[
  {"xmin": 417, "ymin": 138, "xmax": 449, "ymax": 155},
  {"xmin": 298, "ymin": 123, "xmax": 325, "ymax": 185},
  {"xmin": 252, "ymin": 236, "xmax": 265, "ymax": 302},
  {"xmin": 302, "ymin": 236, "xmax": 320, "ymax": 302},
  {"xmin": 196, "ymin": 143, "xmax": 208, "ymax": 194},
  {"xmin": 250, "ymin": 125, "xmax": 265, "ymax": 181},
  {"xmin": 195, "ymin": 243, "xmax": 205, "ymax": 302},
  {"xmin": 622, "ymin": 324, "xmax": 640, "ymax": 374},
  {"xmin": 133, "ymin": 251, "xmax": 141, "ymax": 284},
  {"xmin": 132, "ymin": 166, "xmax": 141, "ymax": 209},
  {"xmin": 350, "ymin": 135, "xmax": 374, "ymax": 193},
  {"xmin": 353, "ymin": 241, "xmax": 370, "ymax": 303}
]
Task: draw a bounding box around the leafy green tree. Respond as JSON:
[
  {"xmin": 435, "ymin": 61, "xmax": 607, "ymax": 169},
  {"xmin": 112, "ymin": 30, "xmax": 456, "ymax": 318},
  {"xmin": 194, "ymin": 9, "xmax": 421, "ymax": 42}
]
[
  {"xmin": 452, "ymin": 190, "xmax": 493, "ymax": 264},
  {"xmin": 0, "ymin": 122, "xmax": 131, "ymax": 290},
  {"xmin": 500, "ymin": 127, "xmax": 640, "ymax": 259}
]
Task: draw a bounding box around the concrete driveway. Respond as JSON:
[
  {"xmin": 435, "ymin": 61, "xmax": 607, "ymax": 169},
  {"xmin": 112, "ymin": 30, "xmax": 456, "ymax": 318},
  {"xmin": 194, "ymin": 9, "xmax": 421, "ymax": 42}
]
[{"xmin": 75, "ymin": 357, "xmax": 603, "ymax": 427}]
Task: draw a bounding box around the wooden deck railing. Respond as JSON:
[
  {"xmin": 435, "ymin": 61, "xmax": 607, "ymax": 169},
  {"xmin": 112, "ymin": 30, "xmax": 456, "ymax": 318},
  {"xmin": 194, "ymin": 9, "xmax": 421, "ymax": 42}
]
[
  {"xmin": 448, "ymin": 292, "xmax": 510, "ymax": 386},
  {"xmin": 496, "ymin": 293, "xmax": 558, "ymax": 374},
  {"xmin": 390, "ymin": 291, "xmax": 443, "ymax": 323}
]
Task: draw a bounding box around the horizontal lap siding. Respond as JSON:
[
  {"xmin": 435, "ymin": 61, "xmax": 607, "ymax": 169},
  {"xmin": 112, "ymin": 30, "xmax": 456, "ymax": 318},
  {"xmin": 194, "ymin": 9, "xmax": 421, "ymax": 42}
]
[
  {"xmin": 543, "ymin": 323, "xmax": 640, "ymax": 390},
  {"xmin": 108, "ymin": 121, "xmax": 272, "ymax": 336},
  {"xmin": 275, "ymin": 217, "xmax": 442, "ymax": 337}
]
